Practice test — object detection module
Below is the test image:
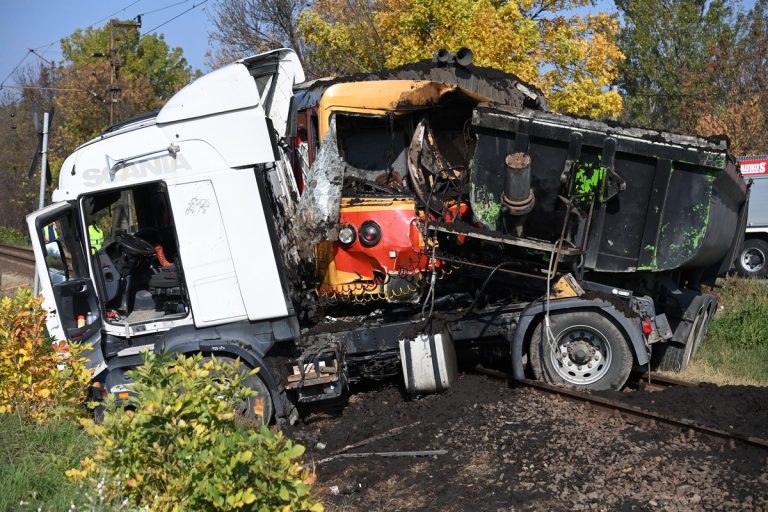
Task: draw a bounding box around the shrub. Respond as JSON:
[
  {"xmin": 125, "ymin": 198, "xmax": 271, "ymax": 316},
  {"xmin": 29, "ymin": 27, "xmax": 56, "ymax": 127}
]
[
  {"xmin": 70, "ymin": 352, "xmax": 322, "ymax": 512},
  {"xmin": 707, "ymin": 276, "xmax": 768, "ymax": 350},
  {"xmin": 0, "ymin": 226, "xmax": 30, "ymax": 246},
  {"xmin": 0, "ymin": 289, "xmax": 91, "ymax": 422}
]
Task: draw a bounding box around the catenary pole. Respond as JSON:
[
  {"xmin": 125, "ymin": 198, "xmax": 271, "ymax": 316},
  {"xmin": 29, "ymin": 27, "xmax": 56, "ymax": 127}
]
[{"xmin": 33, "ymin": 111, "xmax": 50, "ymax": 296}]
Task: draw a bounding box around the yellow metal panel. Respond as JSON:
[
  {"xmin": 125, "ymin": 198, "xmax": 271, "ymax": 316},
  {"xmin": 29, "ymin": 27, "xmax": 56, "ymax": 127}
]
[{"xmin": 318, "ymin": 80, "xmax": 491, "ymax": 139}]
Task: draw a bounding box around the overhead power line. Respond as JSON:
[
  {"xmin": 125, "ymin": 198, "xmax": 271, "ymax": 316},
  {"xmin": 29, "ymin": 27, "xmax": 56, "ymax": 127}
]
[
  {"xmin": 28, "ymin": 49, "xmax": 54, "ymax": 66},
  {"xmin": 2, "ymin": 0, "xmax": 203, "ymax": 97},
  {"xmin": 27, "ymin": 0, "xmax": 143, "ymax": 54},
  {"xmin": 0, "ymin": 84, "xmax": 104, "ymax": 98},
  {"xmin": 0, "ymin": 52, "xmax": 32, "ymax": 88},
  {"xmin": 143, "ymin": 0, "xmax": 209, "ymax": 34},
  {"xmin": 139, "ymin": 0, "xmax": 193, "ymax": 17},
  {"xmin": 86, "ymin": 0, "xmax": 143, "ymax": 30}
]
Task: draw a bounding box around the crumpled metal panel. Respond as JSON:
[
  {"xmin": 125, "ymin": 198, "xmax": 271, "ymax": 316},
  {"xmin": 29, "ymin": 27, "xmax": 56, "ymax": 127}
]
[{"xmin": 293, "ymin": 117, "xmax": 345, "ymax": 256}]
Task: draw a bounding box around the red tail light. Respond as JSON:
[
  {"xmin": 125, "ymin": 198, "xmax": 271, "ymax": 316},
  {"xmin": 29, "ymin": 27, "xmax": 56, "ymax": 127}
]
[{"xmin": 642, "ymin": 319, "xmax": 653, "ymax": 335}]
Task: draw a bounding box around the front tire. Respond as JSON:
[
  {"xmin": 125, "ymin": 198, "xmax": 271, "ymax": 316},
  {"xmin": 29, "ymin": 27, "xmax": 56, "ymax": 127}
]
[
  {"xmin": 202, "ymin": 356, "xmax": 274, "ymax": 425},
  {"xmin": 529, "ymin": 311, "xmax": 633, "ymax": 391},
  {"xmin": 736, "ymin": 238, "xmax": 768, "ymax": 278}
]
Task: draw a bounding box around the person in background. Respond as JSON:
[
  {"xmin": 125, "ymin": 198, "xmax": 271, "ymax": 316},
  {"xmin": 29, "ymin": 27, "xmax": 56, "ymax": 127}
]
[
  {"xmin": 43, "ymin": 223, "xmax": 59, "ymax": 243},
  {"xmin": 89, "ymin": 224, "xmax": 105, "ymax": 254}
]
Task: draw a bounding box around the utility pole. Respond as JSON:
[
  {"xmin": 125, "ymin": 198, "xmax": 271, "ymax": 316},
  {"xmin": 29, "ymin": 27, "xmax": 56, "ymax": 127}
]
[
  {"xmin": 32, "ymin": 112, "xmax": 49, "ymax": 296},
  {"xmin": 106, "ymin": 18, "xmax": 142, "ymax": 125}
]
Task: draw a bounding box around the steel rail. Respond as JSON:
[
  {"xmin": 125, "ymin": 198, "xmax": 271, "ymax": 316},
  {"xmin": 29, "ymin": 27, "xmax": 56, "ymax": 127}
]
[
  {"xmin": 637, "ymin": 372, "xmax": 699, "ymax": 392},
  {"xmin": 473, "ymin": 366, "xmax": 768, "ymax": 450},
  {"xmin": 0, "ymin": 244, "xmax": 35, "ymax": 265},
  {"xmin": 517, "ymin": 378, "xmax": 768, "ymax": 450}
]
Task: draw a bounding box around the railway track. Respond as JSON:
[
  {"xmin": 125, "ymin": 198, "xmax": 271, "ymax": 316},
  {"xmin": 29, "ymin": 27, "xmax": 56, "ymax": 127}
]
[
  {"xmin": 0, "ymin": 243, "xmax": 35, "ymax": 266},
  {"xmin": 475, "ymin": 365, "xmax": 768, "ymax": 450}
]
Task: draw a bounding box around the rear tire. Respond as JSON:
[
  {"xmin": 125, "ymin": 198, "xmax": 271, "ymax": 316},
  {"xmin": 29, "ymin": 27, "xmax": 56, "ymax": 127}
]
[
  {"xmin": 654, "ymin": 303, "xmax": 708, "ymax": 372},
  {"xmin": 201, "ymin": 356, "xmax": 274, "ymax": 425},
  {"xmin": 736, "ymin": 238, "xmax": 768, "ymax": 278},
  {"xmin": 528, "ymin": 311, "xmax": 633, "ymax": 391}
]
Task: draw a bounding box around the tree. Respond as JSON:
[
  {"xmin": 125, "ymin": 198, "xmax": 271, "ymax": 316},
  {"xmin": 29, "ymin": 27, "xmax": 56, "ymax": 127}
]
[
  {"xmin": 51, "ymin": 22, "xmax": 198, "ymax": 175},
  {"xmin": 0, "ymin": 63, "xmax": 57, "ymax": 231},
  {"xmin": 615, "ymin": 0, "xmax": 736, "ymax": 131},
  {"xmin": 677, "ymin": 0, "xmax": 768, "ymax": 153},
  {"xmin": 61, "ymin": 22, "xmax": 193, "ymax": 100},
  {"xmin": 297, "ymin": 0, "xmax": 624, "ymax": 118},
  {"xmin": 208, "ymin": 0, "xmax": 310, "ymax": 70},
  {"xmin": 0, "ymin": 22, "xmax": 197, "ymax": 232},
  {"xmin": 294, "ymin": 0, "xmax": 390, "ymax": 75}
]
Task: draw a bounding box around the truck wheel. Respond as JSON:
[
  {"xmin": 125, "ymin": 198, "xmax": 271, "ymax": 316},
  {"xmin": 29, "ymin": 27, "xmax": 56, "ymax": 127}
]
[
  {"xmin": 529, "ymin": 311, "xmax": 633, "ymax": 391},
  {"xmin": 202, "ymin": 356, "xmax": 274, "ymax": 425},
  {"xmin": 736, "ymin": 238, "xmax": 768, "ymax": 277}
]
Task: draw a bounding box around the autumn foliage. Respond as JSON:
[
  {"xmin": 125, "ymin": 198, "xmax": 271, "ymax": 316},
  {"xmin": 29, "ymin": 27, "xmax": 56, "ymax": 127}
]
[
  {"xmin": 0, "ymin": 289, "xmax": 91, "ymax": 422},
  {"xmin": 298, "ymin": 0, "xmax": 624, "ymax": 118},
  {"xmin": 69, "ymin": 352, "xmax": 322, "ymax": 512}
]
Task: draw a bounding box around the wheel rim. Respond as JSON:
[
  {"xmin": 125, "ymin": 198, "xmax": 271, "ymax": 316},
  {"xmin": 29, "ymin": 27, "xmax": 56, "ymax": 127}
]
[
  {"xmin": 549, "ymin": 325, "xmax": 612, "ymax": 385},
  {"xmin": 741, "ymin": 248, "xmax": 765, "ymax": 272}
]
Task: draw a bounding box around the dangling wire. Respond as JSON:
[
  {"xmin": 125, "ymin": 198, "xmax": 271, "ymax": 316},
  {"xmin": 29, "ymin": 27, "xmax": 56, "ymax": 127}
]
[
  {"xmin": 544, "ymin": 243, "xmax": 559, "ymax": 354},
  {"xmin": 420, "ymin": 239, "xmax": 438, "ymax": 321}
]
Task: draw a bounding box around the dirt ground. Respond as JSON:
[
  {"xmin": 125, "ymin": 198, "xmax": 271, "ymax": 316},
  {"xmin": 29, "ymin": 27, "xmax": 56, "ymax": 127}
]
[
  {"xmin": 0, "ymin": 268, "xmax": 33, "ymax": 296},
  {"xmin": 288, "ymin": 373, "xmax": 768, "ymax": 511}
]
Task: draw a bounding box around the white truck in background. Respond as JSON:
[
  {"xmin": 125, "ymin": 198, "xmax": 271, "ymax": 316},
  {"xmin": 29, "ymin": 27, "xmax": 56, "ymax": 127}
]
[{"xmin": 735, "ymin": 155, "xmax": 768, "ymax": 277}]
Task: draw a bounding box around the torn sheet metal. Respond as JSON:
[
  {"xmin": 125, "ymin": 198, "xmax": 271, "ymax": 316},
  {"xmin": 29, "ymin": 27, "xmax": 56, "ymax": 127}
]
[{"xmin": 294, "ymin": 116, "xmax": 345, "ymax": 257}]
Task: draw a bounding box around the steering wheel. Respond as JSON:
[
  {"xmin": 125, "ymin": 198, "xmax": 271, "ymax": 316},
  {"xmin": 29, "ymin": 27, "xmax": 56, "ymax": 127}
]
[{"xmin": 116, "ymin": 234, "xmax": 156, "ymax": 257}]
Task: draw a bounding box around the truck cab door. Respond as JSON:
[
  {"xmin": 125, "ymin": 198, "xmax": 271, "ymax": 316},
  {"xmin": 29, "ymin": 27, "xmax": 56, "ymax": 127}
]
[{"xmin": 27, "ymin": 202, "xmax": 106, "ymax": 375}]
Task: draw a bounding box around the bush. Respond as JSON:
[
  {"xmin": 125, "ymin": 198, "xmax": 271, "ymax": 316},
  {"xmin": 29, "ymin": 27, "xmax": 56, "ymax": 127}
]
[
  {"xmin": 70, "ymin": 352, "xmax": 322, "ymax": 512},
  {"xmin": 0, "ymin": 289, "xmax": 91, "ymax": 422},
  {"xmin": 0, "ymin": 226, "xmax": 30, "ymax": 246},
  {"xmin": 707, "ymin": 276, "xmax": 768, "ymax": 350}
]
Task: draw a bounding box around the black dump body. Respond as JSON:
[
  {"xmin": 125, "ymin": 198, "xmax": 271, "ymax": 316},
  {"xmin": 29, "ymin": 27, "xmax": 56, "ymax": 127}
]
[{"xmin": 470, "ymin": 105, "xmax": 748, "ymax": 281}]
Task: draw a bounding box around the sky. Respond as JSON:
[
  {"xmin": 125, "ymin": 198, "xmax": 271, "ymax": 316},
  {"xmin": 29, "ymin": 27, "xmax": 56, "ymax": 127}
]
[
  {"xmin": 0, "ymin": 0, "xmax": 213, "ymax": 84},
  {"xmin": 0, "ymin": 0, "xmax": 759, "ymax": 87}
]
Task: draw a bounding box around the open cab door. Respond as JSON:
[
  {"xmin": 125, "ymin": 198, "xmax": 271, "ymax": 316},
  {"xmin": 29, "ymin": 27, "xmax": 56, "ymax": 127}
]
[{"xmin": 27, "ymin": 202, "xmax": 106, "ymax": 376}]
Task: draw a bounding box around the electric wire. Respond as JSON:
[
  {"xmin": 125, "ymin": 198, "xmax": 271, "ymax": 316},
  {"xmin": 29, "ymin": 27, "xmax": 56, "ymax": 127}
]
[
  {"xmin": 143, "ymin": 0, "xmax": 209, "ymax": 34},
  {"xmin": 28, "ymin": 49, "xmax": 54, "ymax": 66},
  {"xmin": 139, "ymin": 0, "xmax": 194, "ymax": 18},
  {"xmin": 0, "ymin": 52, "xmax": 31, "ymax": 88},
  {"xmin": 3, "ymin": 0, "xmax": 144, "ymax": 90},
  {"xmin": 544, "ymin": 243, "xmax": 559, "ymax": 354},
  {"xmin": 86, "ymin": 0, "xmax": 143, "ymax": 29},
  {"xmin": 0, "ymin": 85, "xmax": 101, "ymax": 95}
]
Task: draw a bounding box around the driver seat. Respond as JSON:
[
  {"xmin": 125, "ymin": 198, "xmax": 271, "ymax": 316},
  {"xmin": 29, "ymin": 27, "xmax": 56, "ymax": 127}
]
[{"xmin": 148, "ymin": 266, "xmax": 183, "ymax": 312}]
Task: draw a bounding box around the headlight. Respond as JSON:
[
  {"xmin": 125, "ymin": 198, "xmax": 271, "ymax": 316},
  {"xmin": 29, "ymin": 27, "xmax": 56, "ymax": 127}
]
[
  {"xmin": 359, "ymin": 221, "xmax": 382, "ymax": 247},
  {"xmin": 338, "ymin": 225, "xmax": 357, "ymax": 245}
]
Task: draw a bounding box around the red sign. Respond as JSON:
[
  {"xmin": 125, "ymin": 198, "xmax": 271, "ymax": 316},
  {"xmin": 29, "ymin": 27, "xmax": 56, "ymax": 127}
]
[{"xmin": 740, "ymin": 158, "xmax": 768, "ymax": 176}]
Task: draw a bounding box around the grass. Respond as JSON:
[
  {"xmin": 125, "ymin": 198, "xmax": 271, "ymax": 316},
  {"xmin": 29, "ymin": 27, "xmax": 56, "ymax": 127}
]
[
  {"xmin": 0, "ymin": 414, "xmax": 94, "ymax": 511},
  {"xmin": 675, "ymin": 276, "xmax": 768, "ymax": 386}
]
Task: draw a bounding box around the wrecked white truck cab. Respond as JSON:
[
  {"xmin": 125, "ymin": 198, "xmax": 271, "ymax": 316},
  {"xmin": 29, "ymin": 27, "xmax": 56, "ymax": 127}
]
[
  {"xmin": 28, "ymin": 48, "xmax": 746, "ymax": 424},
  {"xmin": 28, "ymin": 50, "xmax": 305, "ymax": 420}
]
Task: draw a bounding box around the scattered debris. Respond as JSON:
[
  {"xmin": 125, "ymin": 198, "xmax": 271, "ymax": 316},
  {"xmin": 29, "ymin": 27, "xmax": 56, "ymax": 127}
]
[
  {"xmin": 317, "ymin": 449, "xmax": 448, "ymax": 465},
  {"xmin": 333, "ymin": 421, "xmax": 422, "ymax": 455}
]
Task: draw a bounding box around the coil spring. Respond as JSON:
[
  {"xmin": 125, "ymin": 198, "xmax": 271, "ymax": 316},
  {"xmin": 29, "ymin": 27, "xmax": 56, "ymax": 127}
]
[{"xmin": 315, "ymin": 262, "xmax": 460, "ymax": 305}]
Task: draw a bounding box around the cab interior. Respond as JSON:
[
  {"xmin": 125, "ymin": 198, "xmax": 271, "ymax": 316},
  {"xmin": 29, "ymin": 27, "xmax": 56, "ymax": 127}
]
[{"xmin": 83, "ymin": 183, "xmax": 189, "ymax": 324}]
